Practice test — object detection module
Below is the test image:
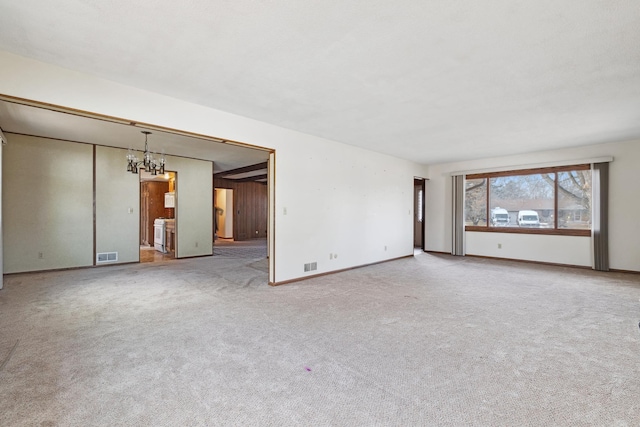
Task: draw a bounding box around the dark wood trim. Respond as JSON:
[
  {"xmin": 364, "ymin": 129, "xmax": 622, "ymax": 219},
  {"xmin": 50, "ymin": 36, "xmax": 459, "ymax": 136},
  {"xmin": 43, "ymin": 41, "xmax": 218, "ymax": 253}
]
[
  {"xmin": 5, "ymin": 131, "xmax": 230, "ymax": 164},
  {"xmin": 421, "ymin": 179, "xmax": 426, "ymax": 252},
  {"xmin": 426, "ymin": 250, "xmax": 592, "ymax": 269},
  {"xmin": 466, "ymin": 164, "xmax": 592, "ymax": 236},
  {"xmin": 609, "ymin": 268, "xmax": 640, "ymax": 275},
  {"xmin": 269, "ymin": 255, "xmax": 413, "ymax": 286},
  {"xmin": 214, "ymin": 162, "xmax": 268, "ymax": 178},
  {"xmin": 176, "ymin": 253, "xmax": 213, "ymax": 260},
  {"xmin": 466, "ymin": 164, "xmax": 590, "ymax": 180},
  {"xmin": 464, "ymin": 254, "xmax": 592, "ymax": 270},
  {"xmin": 230, "ymin": 174, "xmax": 268, "ymax": 183},
  {"xmin": 0, "ymin": 94, "xmax": 275, "ymax": 153},
  {"xmin": 3, "ymin": 261, "xmax": 141, "ymax": 276},
  {"xmin": 92, "ymin": 145, "xmax": 97, "ymax": 266},
  {"xmin": 554, "ymin": 171, "xmax": 559, "ymax": 229},
  {"xmin": 465, "ymin": 226, "xmax": 590, "ymax": 236}
]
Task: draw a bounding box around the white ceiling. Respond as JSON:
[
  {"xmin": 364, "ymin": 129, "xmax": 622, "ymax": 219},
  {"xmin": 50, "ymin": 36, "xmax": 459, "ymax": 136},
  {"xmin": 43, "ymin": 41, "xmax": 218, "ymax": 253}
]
[{"xmin": 0, "ymin": 1, "xmax": 639, "ymax": 164}]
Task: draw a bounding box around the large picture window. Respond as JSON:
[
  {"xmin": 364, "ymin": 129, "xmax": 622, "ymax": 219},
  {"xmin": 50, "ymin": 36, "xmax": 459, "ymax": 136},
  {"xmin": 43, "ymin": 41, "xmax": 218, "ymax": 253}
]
[{"xmin": 465, "ymin": 165, "xmax": 592, "ymax": 236}]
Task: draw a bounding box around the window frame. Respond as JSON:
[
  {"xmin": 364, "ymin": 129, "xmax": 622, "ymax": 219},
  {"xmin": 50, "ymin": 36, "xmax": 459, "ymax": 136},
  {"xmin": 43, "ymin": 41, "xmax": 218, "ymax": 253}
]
[{"xmin": 465, "ymin": 164, "xmax": 591, "ymax": 237}]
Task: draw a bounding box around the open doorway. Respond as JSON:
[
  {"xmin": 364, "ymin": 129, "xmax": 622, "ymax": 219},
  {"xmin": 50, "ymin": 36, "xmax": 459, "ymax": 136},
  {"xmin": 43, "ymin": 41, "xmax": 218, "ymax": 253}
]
[
  {"xmin": 140, "ymin": 170, "xmax": 177, "ymax": 263},
  {"xmin": 414, "ymin": 178, "xmax": 425, "ymax": 253},
  {"xmin": 214, "ymin": 188, "xmax": 234, "ymax": 240},
  {"xmin": 213, "ymin": 163, "xmax": 268, "ymax": 262},
  {"xmin": 0, "ymin": 96, "xmax": 273, "ymax": 278}
]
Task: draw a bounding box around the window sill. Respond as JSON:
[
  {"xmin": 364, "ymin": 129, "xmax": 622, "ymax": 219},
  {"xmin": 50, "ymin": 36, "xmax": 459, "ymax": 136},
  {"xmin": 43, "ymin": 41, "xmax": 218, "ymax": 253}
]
[{"xmin": 465, "ymin": 226, "xmax": 590, "ymax": 237}]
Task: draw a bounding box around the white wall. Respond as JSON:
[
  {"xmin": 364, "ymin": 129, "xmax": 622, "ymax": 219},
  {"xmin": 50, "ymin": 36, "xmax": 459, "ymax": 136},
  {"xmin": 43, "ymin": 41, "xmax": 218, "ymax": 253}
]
[
  {"xmin": 425, "ymin": 139, "xmax": 640, "ymax": 272},
  {"xmin": 95, "ymin": 145, "xmax": 140, "ymax": 263},
  {"xmin": 466, "ymin": 233, "xmax": 591, "ymax": 266},
  {"xmin": 3, "ymin": 134, "xmax": 94, "ymax": 273},
  {"xmin": 0, "ymin": 51, "xmax": 428, "ymax": 283},
  {"xmin": 0, "ymin": 140, "xmax": 3, "ymax": 288},
  {"xmin": 275, "ymin": 138, "xmax": 419, "ymax": 279},
  {"xmin": 168, "ymin": 156, "xmax": 213, "ymax": 258}
]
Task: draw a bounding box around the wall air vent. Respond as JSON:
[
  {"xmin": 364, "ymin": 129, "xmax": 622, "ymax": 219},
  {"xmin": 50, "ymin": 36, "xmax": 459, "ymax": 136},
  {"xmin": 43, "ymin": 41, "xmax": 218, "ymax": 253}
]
[
  {"xmin": 304, "ymin": 262, "xmax": 318, "ymax": 272},
  {"xmin": 96, "ymin": 252, "xmax": 118, "ymax": 263}
]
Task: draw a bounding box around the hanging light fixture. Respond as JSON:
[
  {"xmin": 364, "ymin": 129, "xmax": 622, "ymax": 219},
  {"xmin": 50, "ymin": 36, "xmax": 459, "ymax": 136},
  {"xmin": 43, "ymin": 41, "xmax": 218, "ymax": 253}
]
[{"xmin": 126, "ymin": 131, "xmax": 165, "ymax": 175}]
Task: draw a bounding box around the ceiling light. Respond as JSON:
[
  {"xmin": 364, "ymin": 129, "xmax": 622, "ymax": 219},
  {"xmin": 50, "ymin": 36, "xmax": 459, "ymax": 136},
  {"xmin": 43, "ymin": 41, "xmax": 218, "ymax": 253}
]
[{"xmin": 126, "ymin": 131, "xmax": 165, "ymax": 175}]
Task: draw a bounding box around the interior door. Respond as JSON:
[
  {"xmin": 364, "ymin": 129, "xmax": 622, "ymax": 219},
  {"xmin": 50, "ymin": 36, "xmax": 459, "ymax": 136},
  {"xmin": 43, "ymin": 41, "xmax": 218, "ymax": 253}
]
[{"xmin": 414, "ymin": 179, "xmax": 424, "ymax": 249}]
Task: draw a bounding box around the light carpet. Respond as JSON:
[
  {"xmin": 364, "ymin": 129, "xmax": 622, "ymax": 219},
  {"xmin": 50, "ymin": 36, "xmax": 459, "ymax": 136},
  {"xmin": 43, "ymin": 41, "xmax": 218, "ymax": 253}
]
[{"xmin": 1, "ymin": 253, "xmax": 639, "ymax": 426}]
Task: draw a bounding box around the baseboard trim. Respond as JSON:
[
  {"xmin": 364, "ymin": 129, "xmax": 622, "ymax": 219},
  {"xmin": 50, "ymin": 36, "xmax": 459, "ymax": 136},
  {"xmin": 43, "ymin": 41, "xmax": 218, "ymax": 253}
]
[
  {"xmin": 609, "ymin": 268, "xmax": 640, "ymax": 275},
  {"xmin": 464, "ymin": 254, "xmax": 592, "ymax": 270},
  {"xmin": 426, "ymin": 251, "xmax": 640, "ymax": 274},
  {"xmin": 3, "ymin": 261, "xmax": 141, "ymax": 276},
  {"xmin": 269, "ymin": 254, "xmax": 414, "ymax": 286},
  {"xmin": 177, "ymin": 253, "xmax": 213, "ymax": 260},
  {"xmin": 424, "ymin": 250, "xmax": 451, "ymax": 255}
]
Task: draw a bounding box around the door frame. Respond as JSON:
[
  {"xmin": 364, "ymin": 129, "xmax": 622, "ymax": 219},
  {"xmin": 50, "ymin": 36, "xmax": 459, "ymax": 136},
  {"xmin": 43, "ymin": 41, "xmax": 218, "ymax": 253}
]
[{"xmin": 414, "ymin": 177, "xmax": 426, "ymax": 252}]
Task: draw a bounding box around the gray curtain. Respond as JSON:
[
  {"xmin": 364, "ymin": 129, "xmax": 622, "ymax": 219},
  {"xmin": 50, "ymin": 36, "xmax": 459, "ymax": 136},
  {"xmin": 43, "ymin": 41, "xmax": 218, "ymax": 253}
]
[
  {"xmin": 452, "ymin": 175, "xmax": 465, "ymax": 256},
  {"xmin": 592, "ymin": 162, "xmax": 609, "ymax": 271}
]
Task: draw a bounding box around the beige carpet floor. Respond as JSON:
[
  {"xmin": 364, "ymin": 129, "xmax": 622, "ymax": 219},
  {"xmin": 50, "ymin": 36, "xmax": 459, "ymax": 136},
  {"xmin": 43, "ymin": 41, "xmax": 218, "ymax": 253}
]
[{"xmin": 1, "ymin": 252, "xmax": 639, "ymax": 426}]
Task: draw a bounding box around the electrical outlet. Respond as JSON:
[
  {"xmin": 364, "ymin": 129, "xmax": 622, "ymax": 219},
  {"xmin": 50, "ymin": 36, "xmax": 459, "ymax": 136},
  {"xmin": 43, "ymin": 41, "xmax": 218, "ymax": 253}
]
[
  {"xmin": 498, "ymin": 243, "xmax": 502, "ymax": 249},
  {"xmin": 283, "ymin": 207, "xmax": 287, "ymax": 215},
  {"xmin": 329, "ymin": 253, "xmax": 333, "ymax": 260},
  {"xmin": 195, "ymin": 242, "xmax": 199, "ymax": 248},
  {"xmin": 38, "ymin": 252, "xmax": 43, "ymax": 259},
  {"xmin": 384, "ymin": 245, "xmax": 387, "ymax": 251}
]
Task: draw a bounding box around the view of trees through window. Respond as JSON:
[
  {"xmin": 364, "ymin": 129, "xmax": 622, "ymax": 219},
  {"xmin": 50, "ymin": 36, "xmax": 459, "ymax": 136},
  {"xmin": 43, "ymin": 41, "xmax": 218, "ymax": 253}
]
[{"xmin": 465, "ymin": 166, "xmax": 592, "ymax": 233}]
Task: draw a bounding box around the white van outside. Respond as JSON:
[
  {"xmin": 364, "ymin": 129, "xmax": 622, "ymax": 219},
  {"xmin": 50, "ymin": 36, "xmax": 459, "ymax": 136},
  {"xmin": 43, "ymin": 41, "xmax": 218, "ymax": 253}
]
[
  {"xmin": 517, "ymin": 210, "xmax": 540, "ymax": 227},
  {"xmin": 490, "ymin": 207, "xmax": 510, "ymax": 226}
]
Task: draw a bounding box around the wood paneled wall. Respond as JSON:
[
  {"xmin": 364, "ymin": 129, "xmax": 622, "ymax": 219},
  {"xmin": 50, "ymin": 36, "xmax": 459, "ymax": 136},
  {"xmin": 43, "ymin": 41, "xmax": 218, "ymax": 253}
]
[
  {"xmin": 140, "ymin": 181, "xmax": 170, "ymax": 245},
  {"xmin": 214, "ymin": 178, "xmax": 267, "ymax": 240}
]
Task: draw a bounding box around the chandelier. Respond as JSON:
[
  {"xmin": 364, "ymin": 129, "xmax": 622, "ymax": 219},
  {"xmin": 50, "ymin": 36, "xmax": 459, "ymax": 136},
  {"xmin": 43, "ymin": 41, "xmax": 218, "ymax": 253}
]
[{"xmin": 126, "ymin": 131, "xmax": 165, "ymax": 175}]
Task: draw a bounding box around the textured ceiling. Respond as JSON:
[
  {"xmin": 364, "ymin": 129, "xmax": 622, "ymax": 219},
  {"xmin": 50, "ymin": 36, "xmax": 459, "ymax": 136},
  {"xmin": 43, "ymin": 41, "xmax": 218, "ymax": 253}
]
[{"xmin": 0, "ymin": 1, "xmax": 639, "ymax": 164}]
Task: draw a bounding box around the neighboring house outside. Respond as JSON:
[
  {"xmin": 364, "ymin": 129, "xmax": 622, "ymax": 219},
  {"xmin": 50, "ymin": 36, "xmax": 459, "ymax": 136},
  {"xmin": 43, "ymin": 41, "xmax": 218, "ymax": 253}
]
[{"xmin": 491, "ymin": 199, "xmax": 590, "ymax": 229}]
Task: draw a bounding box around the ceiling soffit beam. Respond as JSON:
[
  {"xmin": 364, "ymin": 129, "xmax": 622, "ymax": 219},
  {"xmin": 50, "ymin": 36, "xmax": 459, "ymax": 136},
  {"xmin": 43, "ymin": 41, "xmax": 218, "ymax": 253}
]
[
  {"xmin": 214, "ymin": 162, "xmax": 268, "ymax": 178},
  {"xmin": 228, "ymin": 174, "xmax": 268, "ymax": 183},
  {"xmin": 0, "ymin": 94, "xmax": 274, "ymax": 153}
]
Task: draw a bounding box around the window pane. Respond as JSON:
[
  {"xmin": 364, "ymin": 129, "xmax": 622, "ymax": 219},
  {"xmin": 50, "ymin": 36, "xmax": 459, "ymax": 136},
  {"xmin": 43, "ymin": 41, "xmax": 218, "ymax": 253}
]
[
  {"xmin": 465, "ymin": 178, "xmax": 486, "ymax": 226},
  {"xmin": 557, "ymin": 170, "xmax": 591, "ymax": 229},
  {"xmin": 489, "ymin": 173, "xmax": 554, "ymax": 228}
]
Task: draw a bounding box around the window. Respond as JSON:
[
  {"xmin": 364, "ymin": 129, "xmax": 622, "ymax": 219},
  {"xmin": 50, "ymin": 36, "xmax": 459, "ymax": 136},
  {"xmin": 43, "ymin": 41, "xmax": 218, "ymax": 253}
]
[
  {"xmin": 465, "ymin": 178, "xmax": 487, "ymax": 226},
  {"xmin": 465, "ymin": 165, "xmax": 591, "ymax": 236}
]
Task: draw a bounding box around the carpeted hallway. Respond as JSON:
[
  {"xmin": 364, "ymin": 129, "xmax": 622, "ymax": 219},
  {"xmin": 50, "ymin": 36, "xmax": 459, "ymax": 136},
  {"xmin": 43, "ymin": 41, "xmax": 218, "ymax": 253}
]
[{"xmin": 1, "ymin": 252, "xmax": 639, "ymax": 426}]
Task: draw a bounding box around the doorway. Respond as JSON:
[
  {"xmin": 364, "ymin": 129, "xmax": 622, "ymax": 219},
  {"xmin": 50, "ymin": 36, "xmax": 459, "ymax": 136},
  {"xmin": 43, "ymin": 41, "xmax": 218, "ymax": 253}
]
[
  {"xmin": 140, "ymin": 170, "xmax": 177, "ymax": 263},
  {"xmin": 214, "ymin": 188, "xmax": 234, "ymax": 240},
  {"xmin": 414, "ymin": 178, "xmax": 425, "ymax": 251}
]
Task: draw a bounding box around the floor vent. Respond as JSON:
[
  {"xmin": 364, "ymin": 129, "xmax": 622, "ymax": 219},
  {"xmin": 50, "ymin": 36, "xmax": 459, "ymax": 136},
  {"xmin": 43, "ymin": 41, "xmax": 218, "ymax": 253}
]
[
  {"xmin": 96, "ymin": 252, "xmax": 118, "ymax": 263},
  {"xmin": 304, "ymin": 262, "xmax": 318, "ymax": 272}
]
